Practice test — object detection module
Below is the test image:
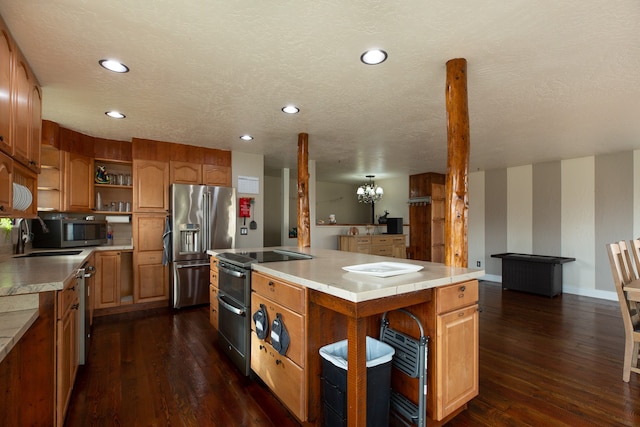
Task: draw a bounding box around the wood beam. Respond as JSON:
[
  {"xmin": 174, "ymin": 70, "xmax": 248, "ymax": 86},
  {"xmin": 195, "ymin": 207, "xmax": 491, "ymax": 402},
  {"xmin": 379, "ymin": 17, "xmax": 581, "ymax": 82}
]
[
  {"xmin": 444, "ymin": 58, "xmax": 470, "ymax": 268},
  {"xmin": 297, "ymin": 133, "xmax": 310, "ymax": 247}
]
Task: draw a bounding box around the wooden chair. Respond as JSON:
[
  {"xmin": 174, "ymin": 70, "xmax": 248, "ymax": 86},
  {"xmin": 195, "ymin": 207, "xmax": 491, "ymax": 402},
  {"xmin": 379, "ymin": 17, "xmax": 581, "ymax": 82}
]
[
  {"xmin": 606, "ymin": 242, "xmax": 640, "ymax": 382},
  {"xmin": 629, "ymin": 238, "xmax": 640, "ymax": 278},
  {"xmin": 619, "ymin": 240, "xmax": 639, "ymax": 281}
]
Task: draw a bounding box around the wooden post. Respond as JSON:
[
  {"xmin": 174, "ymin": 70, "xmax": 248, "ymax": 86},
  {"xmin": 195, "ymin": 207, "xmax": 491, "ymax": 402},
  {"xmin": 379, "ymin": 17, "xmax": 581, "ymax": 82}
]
[
  {"xmin": 297, "ymin": 133, "xmax": 311, "ymax": 247},
  {"xmin": 444, "ymin": 58, "xmax": 470, "ymax": 268}
]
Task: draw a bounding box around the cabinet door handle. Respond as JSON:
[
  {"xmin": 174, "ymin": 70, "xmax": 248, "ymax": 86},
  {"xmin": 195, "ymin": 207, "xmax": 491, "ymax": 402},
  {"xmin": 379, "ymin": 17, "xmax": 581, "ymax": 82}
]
[{"xmin": 72, "ymin": 303, "xmax": 80, "ymax": 310}]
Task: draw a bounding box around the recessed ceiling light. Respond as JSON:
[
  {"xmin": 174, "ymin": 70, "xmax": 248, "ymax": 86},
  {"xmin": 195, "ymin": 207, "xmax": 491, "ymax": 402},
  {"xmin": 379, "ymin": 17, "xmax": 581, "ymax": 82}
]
[
  {"xmin": 105, "ymin": 111, "xmax": 126, "ymax": 119},
  {"xmin": 360, "ymin": 49, "xmax": 387, "ymax": 65},
  {"xmin": 99, "ymin": 59, "xmax": 129, "ymax": 73},
  {"xmin": 239, "ymin": 135, "xmax": 253, "ymax": 141},
  {"xmin": 282, "ymin": 105, "xmax": 300, "ymax": 114}
]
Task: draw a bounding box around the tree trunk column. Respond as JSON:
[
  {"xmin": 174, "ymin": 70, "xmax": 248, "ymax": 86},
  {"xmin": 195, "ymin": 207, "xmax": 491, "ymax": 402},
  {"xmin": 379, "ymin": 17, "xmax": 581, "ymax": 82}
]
[
  {"xmin": 297, "ymin": 133, "xmax": 311, "ymax": 247},
  {"xmin": 444, "ymin": 58, "xmax": 470, "ymax": 268}
]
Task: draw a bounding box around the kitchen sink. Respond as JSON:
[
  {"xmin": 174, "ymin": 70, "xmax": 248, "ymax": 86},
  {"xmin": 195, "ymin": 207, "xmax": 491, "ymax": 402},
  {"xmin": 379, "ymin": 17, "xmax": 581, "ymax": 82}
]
[{"xmin": 15, "ymin": 250, "xmax": 83, "ymax": 258}]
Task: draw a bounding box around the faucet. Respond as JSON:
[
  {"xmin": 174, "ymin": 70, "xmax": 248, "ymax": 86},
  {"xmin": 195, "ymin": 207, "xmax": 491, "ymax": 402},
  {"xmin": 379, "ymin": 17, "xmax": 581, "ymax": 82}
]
[{"xmin": 15, "ymin": 218, "xmax": 29, "ymax": 254}]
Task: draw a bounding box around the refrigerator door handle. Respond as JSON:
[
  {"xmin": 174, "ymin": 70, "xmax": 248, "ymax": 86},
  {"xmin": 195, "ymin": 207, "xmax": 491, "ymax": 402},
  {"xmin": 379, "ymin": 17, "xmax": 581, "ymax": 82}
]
[{"xmin": 203, "ymin": 191, "xmax": 210, "ymax": 251}]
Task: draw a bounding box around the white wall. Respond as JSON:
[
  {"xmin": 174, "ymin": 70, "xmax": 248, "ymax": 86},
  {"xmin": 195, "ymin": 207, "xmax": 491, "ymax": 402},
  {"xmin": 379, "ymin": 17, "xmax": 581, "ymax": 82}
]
[{"xmin": 232, "ymin": 151, "xmax": 264, "ymax": 249}]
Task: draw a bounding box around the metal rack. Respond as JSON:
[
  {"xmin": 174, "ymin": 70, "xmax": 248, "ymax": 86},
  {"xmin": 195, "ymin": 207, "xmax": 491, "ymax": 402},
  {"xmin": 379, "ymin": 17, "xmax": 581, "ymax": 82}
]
[{"xmin": 380, "ymin": 309, "xmax": 429, "ymax": 427}]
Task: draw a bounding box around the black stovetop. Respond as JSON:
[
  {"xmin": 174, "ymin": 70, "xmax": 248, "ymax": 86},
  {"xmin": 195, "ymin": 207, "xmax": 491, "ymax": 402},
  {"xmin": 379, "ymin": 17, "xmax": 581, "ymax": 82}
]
[{"xmin": 217, "ymin": 250, "xmax": 312, "ymax": 268}]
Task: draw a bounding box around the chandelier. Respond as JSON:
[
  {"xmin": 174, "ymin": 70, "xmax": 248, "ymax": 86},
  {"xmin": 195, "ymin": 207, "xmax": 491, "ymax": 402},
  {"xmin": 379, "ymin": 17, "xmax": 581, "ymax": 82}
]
[{"xmin": 356, "ymin": 175, "xmax": 383, "ymax": 204}]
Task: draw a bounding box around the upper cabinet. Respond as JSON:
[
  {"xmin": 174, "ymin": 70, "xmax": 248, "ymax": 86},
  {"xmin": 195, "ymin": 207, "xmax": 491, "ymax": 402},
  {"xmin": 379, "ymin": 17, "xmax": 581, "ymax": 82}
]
[
  {"xmin": 170, "ymin": 161, "xmax": 232, "ymax": 186},
  {"xmin": 170, "ymin": 160, "xmax": 202, "ymax": 185},
  {"xmin": 0, "ymin": 15, "xmax": 42, "ymax": 217},
  {"xmin": 11, "ymin": 48, "xmax": 41, "ymax": 173},
  {"xmin": 0, "ymin": 25, "xmax": 13, "ymax": 154},
  {"xmin": 63, "ymin": 152, "xmax": 93, "ymax": 212},
  {"xmin": 133, "ymin": 159, "xmax": 169, "ymax": 212}
]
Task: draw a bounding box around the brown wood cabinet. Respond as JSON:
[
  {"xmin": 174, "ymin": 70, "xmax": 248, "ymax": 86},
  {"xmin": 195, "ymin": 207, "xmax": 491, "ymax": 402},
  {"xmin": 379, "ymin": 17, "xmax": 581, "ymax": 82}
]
[
  {"xmin": 409, "ymin": 172, "xmax": 445, "ymax": 262},
  {"xmin": 427, "ymin": 280, "xmax": 479, "ymax": 421},
  {"xmin": 94, "ymin": 250, "xmax": 134, "ymax": 311},
  {"xmin": 170, "ymin": 160, "xmax": 232, "ymax": 186},
  {"xmin": 63, "ymin": 151, "xmax": 93, "ymax": 212},
  {"xmin": 38, "ymin": 145, "xmax": 64, "ymax": 211},
  {"xmin": 0, "ymin": 23, "xmax": 13, "ymax": 155},
  {"xmin": 133, "ymin": 213, "xmax": 169, "ymax": 303},
  {"xmin": 170, "ymin": 160, "xmax": 202, "ymax": 184},
  {"xmin": 203, "ymin": 164, "xmax": 231, "ymax": 186},
  {"xmin": 338, "ymin": 234, "xmax": 407, "ymax": 258},
  {"xmin": 0, "ymin": 150, "xmax": 12, "ymax": 213},
  {"xmin": 94, "ymin": 251, "xmax": 121, "ymax": 309},
  {"xmin": 133, "ymin": 159, "xmax": 169, "ymax": 212},
  {"xmin": 210, "ymin": 257, "xmax": 219, "ymax": 329},
  {"xmin": 56, "ymin": 277, "xmax": 80, "ymax": 427},
  {"xmin": 0, "ymin": 293, "xmax": 55, "ymax": 427},
  {"xmin": 251, "ymin": 271, "xmax": 307, "ymax": 421}
]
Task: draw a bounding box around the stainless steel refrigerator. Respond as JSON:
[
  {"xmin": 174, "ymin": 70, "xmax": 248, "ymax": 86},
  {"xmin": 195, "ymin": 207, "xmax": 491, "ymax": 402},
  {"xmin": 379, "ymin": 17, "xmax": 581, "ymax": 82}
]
[{"xmin": 169, "ymin": 183, "xmax": 236, "ymax": 308}]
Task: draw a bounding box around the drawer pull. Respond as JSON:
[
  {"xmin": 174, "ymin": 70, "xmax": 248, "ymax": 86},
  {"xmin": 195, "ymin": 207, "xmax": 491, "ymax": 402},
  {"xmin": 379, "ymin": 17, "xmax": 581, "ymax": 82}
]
[
  {"xmin": 71, "ymin": 303, "xmax": 80, "ymax": 310},
  {"xmin": 275, "ymin": 359, "xmax": 282, "ymax": 365},
  {"xmin": 460, "ymin": 285, "xmax": 466, "ymax": 292},
  {"xmin": 268, "ymin": 281, "xmax": 275, "ymax": 287},
  {"xmin": 259, "ymin": 345, "xmax": 265, "ymax": 350},
  {"xmin": 458, "ymin": 311, "xmax": 464, "ymax": 317},
  {"xmin": 67, "ymin": 286, "xmax": 76, "ymax": 291}
]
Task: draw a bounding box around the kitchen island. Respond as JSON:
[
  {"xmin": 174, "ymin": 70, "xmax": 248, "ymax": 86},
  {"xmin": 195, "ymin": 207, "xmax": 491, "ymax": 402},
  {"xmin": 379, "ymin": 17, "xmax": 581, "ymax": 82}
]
[{"xmin": 209, "ymin": 247, "xmax": 484, "ymax": 427}]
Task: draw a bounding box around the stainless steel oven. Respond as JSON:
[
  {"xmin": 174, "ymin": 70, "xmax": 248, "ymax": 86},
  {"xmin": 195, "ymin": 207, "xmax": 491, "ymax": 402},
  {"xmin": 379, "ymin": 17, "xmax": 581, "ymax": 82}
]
[
  {"xmin": 215, "ymin": 250, "xmax": 312, "ymax": 376},
  {"xmin": 217, "ymin": 259, "xmax": 252, "ymax": 376}
]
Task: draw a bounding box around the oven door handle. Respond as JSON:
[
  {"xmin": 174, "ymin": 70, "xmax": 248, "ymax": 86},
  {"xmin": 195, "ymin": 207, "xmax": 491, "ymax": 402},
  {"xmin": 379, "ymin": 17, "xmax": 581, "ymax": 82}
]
[
  {"xmin": 219, "ymin": 265, "xmax": 246, "ymax": 279},
  {"xmin": 217, "ymin": 294, "xmax": 246, "ymax": 316}
]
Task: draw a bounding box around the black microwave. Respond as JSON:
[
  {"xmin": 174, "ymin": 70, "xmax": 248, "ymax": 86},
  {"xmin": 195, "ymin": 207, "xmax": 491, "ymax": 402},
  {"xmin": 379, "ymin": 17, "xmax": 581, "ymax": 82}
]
[{"xmin": 32, "ymin": 219, "xmax": 107, "ymax": 248}]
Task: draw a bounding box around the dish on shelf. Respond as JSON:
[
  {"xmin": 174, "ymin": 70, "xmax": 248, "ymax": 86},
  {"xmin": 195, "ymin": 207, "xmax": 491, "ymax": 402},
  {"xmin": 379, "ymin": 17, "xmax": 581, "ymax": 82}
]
[{"xmin": 342, "ymin": 262, "xmax": 423, "ymax": 277}]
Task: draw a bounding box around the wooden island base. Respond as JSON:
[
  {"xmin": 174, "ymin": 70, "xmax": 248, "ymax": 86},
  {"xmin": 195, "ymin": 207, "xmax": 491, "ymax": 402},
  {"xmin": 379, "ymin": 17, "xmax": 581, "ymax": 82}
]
[{"xmin": 303, "ymin": 279, "xmax": 478, "ymax": 427}]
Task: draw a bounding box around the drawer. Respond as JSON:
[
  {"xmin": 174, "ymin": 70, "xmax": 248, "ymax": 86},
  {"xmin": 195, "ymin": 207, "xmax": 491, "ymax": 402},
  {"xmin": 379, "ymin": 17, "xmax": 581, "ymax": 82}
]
[
  {"xmin": 136, "ymin": 250, "xmax": 163, "ymax": 265},
  {"xmin": 251, "ymin": 331, "xmax": 306, "ymax": 421},
  {"xmin": 436, "ymin": 280, "xmax": 479, "ymax": 314},
  {"xmin": 252, "ymin": 272, "xmax": 305, "ymax": 313},
  {"xmin": 57, "ymin": 280, "xmax": 79, "ymax": 320},
  {"xmin": 354, "ymin": 236, "xmax": 371, "ymax": 245},
  {"xmin": 210, "ymin": 257, "xmax": 219, "ymax": 269},
  {"xmin": 252, "ymin": 292, "xmax": 305, "ymax": 367},
  {"xmin": 355, "ymin": 245, "xmax": 371, "ymax": 254},
  {"xmin": 209, "ymin": 285, "xmax": 218, "ymax": 329},
  {"xmin": 372, "ymin": 236, "xmax": 391, "ymax": 244},
  {"xmin": 371, "ymin": 245, "xmax": 393, "ymax": 256},
  {"xmin": 210, "ymin": 268, "xmax": 218, "ymax": 286},
  {"xmin": 391, "ymin": 236, "xmax": 406, "ymax": 244}
]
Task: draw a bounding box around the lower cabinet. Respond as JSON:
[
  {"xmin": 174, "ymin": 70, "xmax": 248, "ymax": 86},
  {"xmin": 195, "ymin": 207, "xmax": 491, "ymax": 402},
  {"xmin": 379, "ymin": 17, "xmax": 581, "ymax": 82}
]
[
  {"xmin": 338, "ymin": 234, "xmax": 407, "ymax": 258},
  {"xmin": 429, "ymin": 280, "xmax": 479, "ymax": 421},
  {"xmin": 56, "ymin": 278, "xmax": 79, "ymax": 427},
  {"xmin": 210, "ymin": 257, "xmax": 219, "ymax": 329},
  {"xmin": 133, "ymin": 251, "xmax": 168, "ymax": 303},
  {"xmin": 133, "ymin": 213, "xmax": 169, "ymax": 304},
  {"xmin": 94, "ymin": 250, "xmax": 134, "ymax": 310},
  {"xmin": 250, "ymin": 271, "xmax": 307, "ymax": 421}
]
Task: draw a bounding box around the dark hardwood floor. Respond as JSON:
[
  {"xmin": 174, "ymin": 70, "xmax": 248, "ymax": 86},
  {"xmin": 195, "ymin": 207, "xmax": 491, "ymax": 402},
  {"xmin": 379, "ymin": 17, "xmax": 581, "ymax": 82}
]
[{"xmin": 66, "ymin": 282, "xmax": 640, "ymax": 426}]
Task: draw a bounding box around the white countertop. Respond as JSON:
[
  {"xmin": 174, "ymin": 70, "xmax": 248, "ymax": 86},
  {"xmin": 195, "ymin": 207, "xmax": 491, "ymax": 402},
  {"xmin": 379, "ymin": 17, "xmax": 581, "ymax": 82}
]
[
  {"xmin": 0, "ymin": 245, "xmax": 133, "ymax": 297},
  {"xmin": 208, "ymin": 247, "xmax": 484, "ymax": 303},
  {"xmin": 0, "ymin": 245, "xmax": 133, "ymax": 364}
]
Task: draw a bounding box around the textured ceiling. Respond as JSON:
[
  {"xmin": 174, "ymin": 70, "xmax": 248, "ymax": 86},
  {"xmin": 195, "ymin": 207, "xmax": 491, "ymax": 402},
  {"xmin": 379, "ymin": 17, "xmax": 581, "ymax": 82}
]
[{"xmin": 0, "ymin": 1, "xmax": 639, "ymax": 184}]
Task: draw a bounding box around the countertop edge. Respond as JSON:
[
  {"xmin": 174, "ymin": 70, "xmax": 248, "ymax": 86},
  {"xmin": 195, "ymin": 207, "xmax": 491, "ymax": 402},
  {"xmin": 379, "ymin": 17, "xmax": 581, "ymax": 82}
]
[{"xmin": 0, "ymin": 309, "xmax": 39, "ymax": 364}]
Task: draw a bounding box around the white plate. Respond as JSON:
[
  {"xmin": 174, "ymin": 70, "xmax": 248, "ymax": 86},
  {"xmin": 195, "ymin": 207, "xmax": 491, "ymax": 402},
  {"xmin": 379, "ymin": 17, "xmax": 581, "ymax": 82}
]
[{"xmin": 342, "ymin": 262, "xmax": 424, "ymax": 277}]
